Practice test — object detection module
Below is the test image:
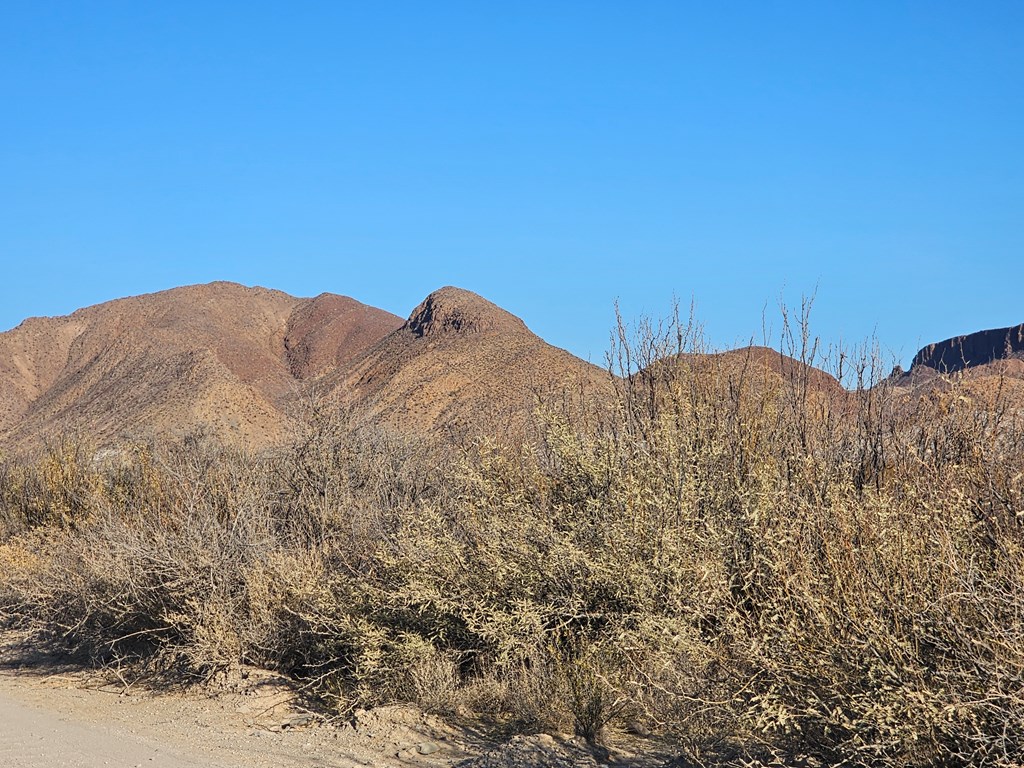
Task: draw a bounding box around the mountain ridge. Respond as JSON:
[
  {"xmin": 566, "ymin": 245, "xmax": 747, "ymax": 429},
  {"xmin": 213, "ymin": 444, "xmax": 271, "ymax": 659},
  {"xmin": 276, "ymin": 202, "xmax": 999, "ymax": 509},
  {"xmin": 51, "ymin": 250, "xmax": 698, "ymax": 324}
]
[
  {"xmin": 910, "ymin": 323, "xmax": 1024, "ymax": 374},
  {"xmin": 0, "ymin": 282, "xmax": 403, "ymax": 453},
  {"xmin": 1, "ymin": 282, "xmax": 1020, "ymax": 455},
  {"xmin": 0, "ymin": 282, "xmax": 607, "ymax": 454}
]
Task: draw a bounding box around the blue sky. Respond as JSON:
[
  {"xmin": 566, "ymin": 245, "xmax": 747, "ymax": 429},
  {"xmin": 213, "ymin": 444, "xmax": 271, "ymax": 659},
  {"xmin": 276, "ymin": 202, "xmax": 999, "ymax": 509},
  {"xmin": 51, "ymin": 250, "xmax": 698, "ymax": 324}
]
[{"xmin": 2, "ymin": 2, "xmax": 1021, "ymax": 368}]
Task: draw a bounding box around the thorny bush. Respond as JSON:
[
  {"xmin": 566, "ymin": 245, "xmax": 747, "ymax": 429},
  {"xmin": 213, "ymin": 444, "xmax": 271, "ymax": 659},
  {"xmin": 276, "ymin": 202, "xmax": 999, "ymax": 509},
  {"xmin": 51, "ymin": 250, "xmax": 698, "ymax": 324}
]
[{"xmin": 1, "ymin": 307, "xmax": 1023, "ymax": 766}]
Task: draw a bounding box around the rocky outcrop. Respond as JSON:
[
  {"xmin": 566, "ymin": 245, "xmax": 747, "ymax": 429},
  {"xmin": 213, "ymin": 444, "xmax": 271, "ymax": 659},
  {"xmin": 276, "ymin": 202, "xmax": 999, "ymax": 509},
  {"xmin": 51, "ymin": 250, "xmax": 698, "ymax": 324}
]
[
  {"xmin": 911, "ymin": 323, "xmax": 1024, "ymax": 374},
  {"xmin": 404, "ymin": 287, "xmax": 526, "ymax": 338}
]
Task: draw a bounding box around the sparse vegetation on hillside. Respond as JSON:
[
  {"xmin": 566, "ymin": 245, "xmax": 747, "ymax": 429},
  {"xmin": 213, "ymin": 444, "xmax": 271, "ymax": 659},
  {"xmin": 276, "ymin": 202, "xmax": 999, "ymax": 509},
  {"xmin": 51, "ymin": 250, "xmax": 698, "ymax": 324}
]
[{"xmin": 2, "ymin": 308, "xmax": 1023, "ymax": 767}]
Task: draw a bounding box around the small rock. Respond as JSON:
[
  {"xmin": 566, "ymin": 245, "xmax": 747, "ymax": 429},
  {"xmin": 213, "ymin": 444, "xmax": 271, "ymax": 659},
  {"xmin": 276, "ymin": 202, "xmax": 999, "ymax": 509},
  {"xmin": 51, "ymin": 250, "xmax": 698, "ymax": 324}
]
[
  {"xmin": 282, "ymin": 714, "xmax": 314, "ymax": 729},
  {"xmin": 626, "ymin": 720, "xmax": 652, "ymax": 737},
  {"xmin": 418, "ymin": 741, "xmax": 441, "ymax": 755}
]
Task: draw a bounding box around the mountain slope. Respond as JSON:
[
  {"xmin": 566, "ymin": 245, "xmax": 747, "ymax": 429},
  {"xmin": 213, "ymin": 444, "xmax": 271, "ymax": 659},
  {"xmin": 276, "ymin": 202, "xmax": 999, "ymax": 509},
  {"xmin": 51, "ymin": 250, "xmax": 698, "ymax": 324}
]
[
  {"xmin": 0, "ymin": 283, "xmax": 610, "ymax": 454},
  {"xmin": 21, "ymin": 282, "xmax": 1010, "ymax": 456},
  {"xmin": 329, "ymin": 287, "xmax": 611, "ymax": 440},
  {"xmin": 0, "ymin": 282, "xmax": 402, "ymax": 453}
]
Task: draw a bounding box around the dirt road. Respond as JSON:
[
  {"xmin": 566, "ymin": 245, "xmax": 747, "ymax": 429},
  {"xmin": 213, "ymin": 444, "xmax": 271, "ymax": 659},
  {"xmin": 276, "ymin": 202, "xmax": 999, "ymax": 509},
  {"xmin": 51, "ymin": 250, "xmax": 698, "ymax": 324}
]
[
  {"xmin": 0, "ymin": 659, "xmax": 664, "ymax": 768},
  {"xmin": 0, "ymin": 688, "xmax": 228, "ymax": 767},
  {"xmin": 0, "ymin": 664, "xmax": 475, "ymax": 768}
]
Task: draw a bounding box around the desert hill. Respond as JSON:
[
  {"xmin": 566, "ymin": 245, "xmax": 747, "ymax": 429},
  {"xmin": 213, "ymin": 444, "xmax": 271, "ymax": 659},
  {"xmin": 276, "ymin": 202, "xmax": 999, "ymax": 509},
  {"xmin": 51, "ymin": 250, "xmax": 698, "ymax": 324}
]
[
  {"xmin": 0, "ymin": 283, "xmax": 610, "ymax": 455},
  {"xmin": 326, "ymin": 286, "xmax": 611, "ymax": 441},
  {"xmin": 0, "ymin": 282, "xmax": 402, "ymax": 454},
  {"xmin": 710, "ymin": 345, "xmax": 844, "ymax": 395},
  {"xmin": 4, "ymin": 282, "xmax": 1017, "ymax": 457},
  {"xmin": 639, "ymin": 345, "xmax": 845, "ymax": 398}
]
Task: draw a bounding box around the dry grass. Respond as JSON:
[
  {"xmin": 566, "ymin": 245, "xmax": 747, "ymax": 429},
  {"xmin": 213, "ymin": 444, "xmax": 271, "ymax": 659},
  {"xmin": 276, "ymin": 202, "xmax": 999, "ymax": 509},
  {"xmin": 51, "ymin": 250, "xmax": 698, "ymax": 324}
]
[{"xmin": 2, "ymin": 307, "xmax": 1023, "ymax": 766}]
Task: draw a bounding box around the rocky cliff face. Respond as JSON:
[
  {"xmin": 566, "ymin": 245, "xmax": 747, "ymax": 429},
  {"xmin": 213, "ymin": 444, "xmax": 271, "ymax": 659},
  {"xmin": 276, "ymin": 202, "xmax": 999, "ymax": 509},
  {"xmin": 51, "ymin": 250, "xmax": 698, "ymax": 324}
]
[{"xmin": 911, "ymin": 324, "xmax": 1024, "ymax": 374}]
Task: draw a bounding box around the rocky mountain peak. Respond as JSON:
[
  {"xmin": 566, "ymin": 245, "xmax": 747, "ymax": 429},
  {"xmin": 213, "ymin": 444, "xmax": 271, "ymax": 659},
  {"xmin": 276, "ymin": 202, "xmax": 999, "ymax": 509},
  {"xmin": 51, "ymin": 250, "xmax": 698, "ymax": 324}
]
[{"xmin": 404, "ymin": 287, "xmax": 527, "ymax": 338}]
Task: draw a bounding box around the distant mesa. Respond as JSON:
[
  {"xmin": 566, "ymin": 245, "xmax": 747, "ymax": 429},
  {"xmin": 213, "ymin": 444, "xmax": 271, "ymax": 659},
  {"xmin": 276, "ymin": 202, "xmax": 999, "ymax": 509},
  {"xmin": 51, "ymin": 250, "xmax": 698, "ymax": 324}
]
[{"xmin": 910, "ymin": 323, "xmax": 1024, "ymax": 374}]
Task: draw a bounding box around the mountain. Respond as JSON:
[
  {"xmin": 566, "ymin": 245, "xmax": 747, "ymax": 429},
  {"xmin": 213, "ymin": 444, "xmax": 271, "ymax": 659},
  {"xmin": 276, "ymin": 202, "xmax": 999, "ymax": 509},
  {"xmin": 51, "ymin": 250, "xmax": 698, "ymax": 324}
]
[
  {"xmin": 0, "ymin": 283, "xmax": 608, "ymax": 455},
  {"xmin": 7, "ymin": 281, "xmax": 1013, "ymax": 458},
  {"xmin": 0, "ymin": 282, "xmax": 402, "ymax": 454},
  {"xmin": 892, "ymin": 322, "xmax": 1024, "ymax": 387},
  {"xmin": 910, "ymin": 323, "xmax": 1024, "ymax": 375},
  {"xmin": 325, "ymin": 287, "xmax": 610, "ymax": 441},
  {"xmin": 888, "ymin": 322, "xmax": 1024, "ymax": 408},
  {"xmin": 636, "ymin": 345, "xmax": 847, "ymax": 421},
  {"xmin": 711, "ymin": 346, "xmax": 845, "ymax": 395}
]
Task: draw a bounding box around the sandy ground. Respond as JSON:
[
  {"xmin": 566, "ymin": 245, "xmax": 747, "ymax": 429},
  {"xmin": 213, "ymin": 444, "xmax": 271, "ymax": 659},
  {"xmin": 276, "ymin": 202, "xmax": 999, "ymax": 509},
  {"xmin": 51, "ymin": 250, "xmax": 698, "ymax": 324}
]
[
  {"xmin": 0, "ymin": 644, "xmax": 670, "ymax": 768},
  {"xmin": 0, "ymin": 664, "xmax": 475, "ymax": 768},
  {"xmin": 0, "ymin": 684, "xmax": 225, "ymax": 767}
]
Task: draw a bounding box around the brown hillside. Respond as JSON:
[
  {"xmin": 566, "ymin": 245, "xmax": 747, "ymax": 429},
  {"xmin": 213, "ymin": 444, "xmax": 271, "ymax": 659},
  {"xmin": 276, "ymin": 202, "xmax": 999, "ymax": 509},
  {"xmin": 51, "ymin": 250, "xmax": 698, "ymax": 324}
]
[
  {"xmin": 634, "ymin": 344, "xmax": 848, "ymax": 425},
  {"xmin": 713, "ymin": 345, "xmax": 844, "ymax": 395},
  {"xmin": 0, "ymin": 282, "xmax": 402, "ymax": 455},
  {"xmin": 643, "ymin": 345, "xmax": 844, "ymax": 396},
  {"xmin": 285, "ymin": 293, "xmax": 403, "ymax": 379},
  {"xmin": 331, "ymin": 287, "xmax": 611, "ymax": 441},
  {"xmin": 0, "ymin": 282, "xmax": 610, "ymax": 454},
  {"xmin": 10, "ymin": 281, "xmax": 935, "ymax": 458}
]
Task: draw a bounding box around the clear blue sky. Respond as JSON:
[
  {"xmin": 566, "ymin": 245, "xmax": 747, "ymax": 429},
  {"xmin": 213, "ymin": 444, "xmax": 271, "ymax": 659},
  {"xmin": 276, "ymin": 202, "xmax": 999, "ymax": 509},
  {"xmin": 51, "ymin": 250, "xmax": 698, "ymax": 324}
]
[{"xmin": 2, "ymin": 2, "xmax": 1021, "ymax": 368}]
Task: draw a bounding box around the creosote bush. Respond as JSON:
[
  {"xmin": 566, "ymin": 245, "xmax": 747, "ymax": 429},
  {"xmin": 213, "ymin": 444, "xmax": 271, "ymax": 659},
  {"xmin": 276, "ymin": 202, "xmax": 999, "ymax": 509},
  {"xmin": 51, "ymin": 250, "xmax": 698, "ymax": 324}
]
[{"xmin": 1, "ymin": 307, "xmax": 1023, "ymax": 766}]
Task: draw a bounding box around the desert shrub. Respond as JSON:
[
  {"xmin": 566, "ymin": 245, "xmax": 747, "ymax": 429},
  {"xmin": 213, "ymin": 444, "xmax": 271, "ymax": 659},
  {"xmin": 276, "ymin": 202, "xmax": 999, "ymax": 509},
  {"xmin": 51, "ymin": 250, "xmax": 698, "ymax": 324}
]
[
  {"xmin": 1, "ymin": 308, "xmax": 1023, "ymax": 766},
  {"xmin": 0, "ymin": 437, "xmax": 102, "ymax": 534},
  {"xmin": 583, "ymin": 310, "xmax": 1024, "ymax": 765},
  {"xmin": 0, "ymin": 417, "xmax": 452, "ymax": 684}
]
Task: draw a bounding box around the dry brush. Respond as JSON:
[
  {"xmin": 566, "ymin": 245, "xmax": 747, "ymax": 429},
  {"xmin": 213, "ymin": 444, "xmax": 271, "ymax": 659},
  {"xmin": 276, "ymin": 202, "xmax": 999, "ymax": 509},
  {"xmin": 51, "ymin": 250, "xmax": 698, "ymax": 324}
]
[{"xmin": 1, "ymin": 310, "xmax": 1023, "ymax": 766}]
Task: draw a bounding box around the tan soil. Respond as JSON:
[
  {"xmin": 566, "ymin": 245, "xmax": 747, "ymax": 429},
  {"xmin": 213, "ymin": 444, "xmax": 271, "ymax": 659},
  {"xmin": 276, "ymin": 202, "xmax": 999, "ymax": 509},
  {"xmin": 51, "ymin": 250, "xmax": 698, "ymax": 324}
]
[
  {"xmin": 0, "ymin": 663, "xmax": 476, "ymax": 768},
  {"xmin": 0, "ymin": 645, "xmax": 668, "ymax": 768}
]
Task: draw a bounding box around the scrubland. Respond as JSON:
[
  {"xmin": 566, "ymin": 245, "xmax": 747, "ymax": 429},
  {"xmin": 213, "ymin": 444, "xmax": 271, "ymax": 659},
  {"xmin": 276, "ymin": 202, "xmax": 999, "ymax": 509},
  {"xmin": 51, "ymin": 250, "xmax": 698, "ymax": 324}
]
[{"xmin": 2, "ymin": 310, "xmax": 1023, "ymax": 767}]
